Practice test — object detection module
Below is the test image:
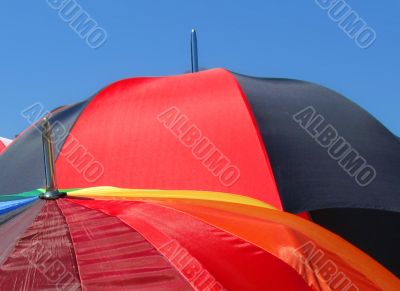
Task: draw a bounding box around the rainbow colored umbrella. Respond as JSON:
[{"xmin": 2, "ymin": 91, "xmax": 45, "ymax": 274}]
[
  {"xmin": 0, "ymin": 69, "xmax": 399, "ymax": 290},
  {"xmin": 0, "ymin": 188, "xmax": 398, "ymax": 290}
]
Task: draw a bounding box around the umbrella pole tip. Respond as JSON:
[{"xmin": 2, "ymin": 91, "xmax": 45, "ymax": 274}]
[{"xmin": 191, "ymin": 29, "xmax": 199, "ymax": 73}]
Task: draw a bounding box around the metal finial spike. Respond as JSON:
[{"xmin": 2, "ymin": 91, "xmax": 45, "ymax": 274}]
[
  {"xmin": 191, "ymin": 29, "xmax": 199, "ymax": 73},
  {"xmin": 40, "ymin": 117, "xmax": 65, "ymax": 200}
]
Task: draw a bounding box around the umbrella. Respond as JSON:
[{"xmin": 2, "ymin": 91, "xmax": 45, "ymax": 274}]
[
  {"xmin": 0, "ymin": 188, "xmax": 398, "ymax": 290},
  {"xmin": 0, "ymin": 69, "xmax": 399, "ymax": 290},
  {"xmin": 0, "ymin": 137, "xmax": 11, "ymax": 153}
]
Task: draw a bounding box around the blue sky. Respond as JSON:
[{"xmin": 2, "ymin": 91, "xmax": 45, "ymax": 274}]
[{"xmin": 0, "ymin": 1, "xmax": 398, "ymax": 138}]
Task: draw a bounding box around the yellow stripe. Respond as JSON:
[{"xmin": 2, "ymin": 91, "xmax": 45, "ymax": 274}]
[{"xmin": 67, "ymin": 186, "xmax": 277, "ymax": 210}]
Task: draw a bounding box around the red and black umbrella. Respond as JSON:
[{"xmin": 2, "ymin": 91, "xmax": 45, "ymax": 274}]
[{"xmin": 0, "ymin": 69, "xmax": 399, "ymax": 289}]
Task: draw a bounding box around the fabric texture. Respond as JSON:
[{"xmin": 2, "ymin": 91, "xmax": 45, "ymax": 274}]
[
  {"xmin": 0, "ymin": 200, "xmax": 45, "ymax": 266},
  {"xmin": 57, "ymin": 199, "xmax": 193, "ymax": 291},
  {"xmin": 0, "ymin": 201, "xmax": 80, "ymax": 290}
]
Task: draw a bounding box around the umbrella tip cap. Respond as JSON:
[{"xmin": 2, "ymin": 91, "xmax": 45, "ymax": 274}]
[{"xmin": 39, "ymin": 190, "xmax": 66, "ymax": 200}]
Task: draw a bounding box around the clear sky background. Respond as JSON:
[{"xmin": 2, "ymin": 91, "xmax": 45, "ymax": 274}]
[{"xmin": 0, "ymin": 1, "xmax": 398, "ymax": 138}]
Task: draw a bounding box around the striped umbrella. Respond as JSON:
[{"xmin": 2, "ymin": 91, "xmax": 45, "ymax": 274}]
[
  {"xmin": 0, "ymin": 188, "xmax": 398, "ymax": 290},
  {"xmin": 0, "ymin": 69, "xmax": 399, "ymax": 290}
]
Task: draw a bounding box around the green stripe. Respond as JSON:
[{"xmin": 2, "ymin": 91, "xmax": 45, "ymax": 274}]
[
  {"xmin": 0, "ymin": 189, "xmax": 44, "ymax": 202},
  {"xmin": 0, "ymin": 188, "xmax": 83, "ymax": 202}
]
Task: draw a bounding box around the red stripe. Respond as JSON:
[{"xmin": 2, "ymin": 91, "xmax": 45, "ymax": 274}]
[
  {"xmin": 57, "ymin": 199, "xmax": 193, "ymax": 290},
  {"xmin": 56, "ymin": 69, "xmax": 282, "ymax": 209},
  {"xmin": 0, "ymin": 201, "xmax": 81, "ymax": 290},
  {"xmin": 68, "ymin": 198, "xmax": 311, "ymax": 291}
]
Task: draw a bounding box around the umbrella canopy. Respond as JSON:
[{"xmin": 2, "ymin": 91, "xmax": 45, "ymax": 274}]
[
  {"xmin": 0, "ymin": 137, "xmax": 11, "ymax": 153},
  {"xmin": 0, "ymin": 187, "xmax": 398, "ymax": 290},
  {"xmin": 0, "ymin": 69, "xmax": 399, "ymax": 289}
]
